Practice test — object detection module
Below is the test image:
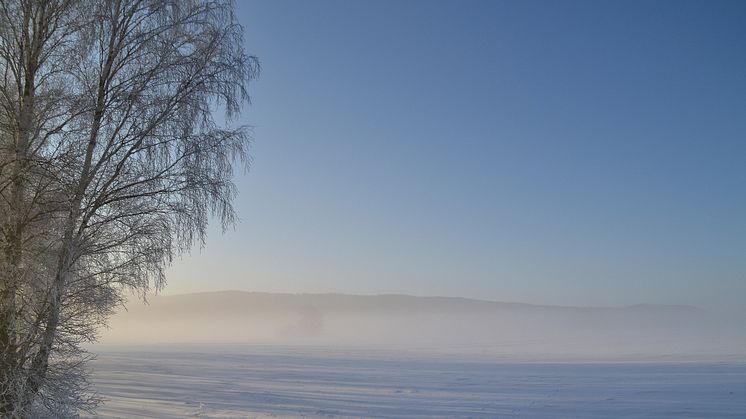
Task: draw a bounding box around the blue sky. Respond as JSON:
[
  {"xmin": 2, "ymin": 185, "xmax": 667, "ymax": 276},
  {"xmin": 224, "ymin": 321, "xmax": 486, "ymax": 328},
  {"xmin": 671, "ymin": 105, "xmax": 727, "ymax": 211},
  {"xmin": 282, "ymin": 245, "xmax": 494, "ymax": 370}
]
[{"xmin": 166, "ymin": 0, "xmax": 746, "ymax": 312}]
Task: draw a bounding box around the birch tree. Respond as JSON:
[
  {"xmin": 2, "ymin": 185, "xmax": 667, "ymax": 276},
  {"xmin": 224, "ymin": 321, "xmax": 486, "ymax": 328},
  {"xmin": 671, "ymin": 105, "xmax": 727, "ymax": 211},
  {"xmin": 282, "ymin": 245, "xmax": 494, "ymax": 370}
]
[{"xmin": 0, "ymin": 0, "xmax": 257, "ymax": 416}]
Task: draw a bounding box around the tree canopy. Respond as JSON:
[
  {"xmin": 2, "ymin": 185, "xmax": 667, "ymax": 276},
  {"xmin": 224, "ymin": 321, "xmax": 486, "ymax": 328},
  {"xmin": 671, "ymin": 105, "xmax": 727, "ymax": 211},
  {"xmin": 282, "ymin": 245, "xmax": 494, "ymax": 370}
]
[{"xmin": 0, "ymin": 0, "xmax": 257, "ymax": 415}]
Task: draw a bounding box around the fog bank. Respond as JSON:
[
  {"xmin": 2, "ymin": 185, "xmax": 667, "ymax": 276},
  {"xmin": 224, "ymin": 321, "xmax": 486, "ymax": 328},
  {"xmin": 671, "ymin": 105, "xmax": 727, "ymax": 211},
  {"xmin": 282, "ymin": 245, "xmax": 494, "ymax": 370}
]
[{"xmin": 99, "ymin": 291, "xmax": 746, "ymax": 360}]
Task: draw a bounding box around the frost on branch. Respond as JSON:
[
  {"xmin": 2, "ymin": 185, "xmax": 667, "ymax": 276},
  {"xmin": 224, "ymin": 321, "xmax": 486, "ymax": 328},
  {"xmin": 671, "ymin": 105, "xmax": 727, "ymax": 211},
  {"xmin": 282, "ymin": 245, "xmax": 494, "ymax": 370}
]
[{"xmin": 0, "ymin": 0, "xmax": 257, "ymax": 415}]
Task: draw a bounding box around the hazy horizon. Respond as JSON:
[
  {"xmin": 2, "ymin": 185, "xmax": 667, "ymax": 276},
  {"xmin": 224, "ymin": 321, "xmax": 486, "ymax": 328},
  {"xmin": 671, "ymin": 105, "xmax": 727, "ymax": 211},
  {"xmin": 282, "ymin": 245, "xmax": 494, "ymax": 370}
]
[
  {"xmin": 98, "ymin": 290, "xmax": 746, "ymax": 362},
  {"xmin": 147, "ymin": 288, "xmax": 706, "ymax": 310},
  {"xmin": 155, "ymin": 285, "xmax": 746, "ymax": 317},
  {"xmin": 2, "ymin": 1, "xmax": 743, "ymax": 417}
]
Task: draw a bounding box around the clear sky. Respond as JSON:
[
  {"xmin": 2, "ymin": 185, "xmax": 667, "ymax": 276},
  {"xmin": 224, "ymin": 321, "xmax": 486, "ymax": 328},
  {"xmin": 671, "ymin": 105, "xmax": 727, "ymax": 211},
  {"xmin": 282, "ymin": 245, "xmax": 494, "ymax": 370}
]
[{"xmin": 165, "ymin": 0, "xmax": 746, "ymax": 313}]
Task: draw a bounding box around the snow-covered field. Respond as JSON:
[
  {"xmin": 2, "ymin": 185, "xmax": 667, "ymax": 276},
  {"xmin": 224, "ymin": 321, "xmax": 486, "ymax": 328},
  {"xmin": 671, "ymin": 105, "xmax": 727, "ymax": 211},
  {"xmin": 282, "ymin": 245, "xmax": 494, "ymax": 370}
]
[{"xmin": 85, "ymin": 345, "xmax": 746, "ymax": 418}]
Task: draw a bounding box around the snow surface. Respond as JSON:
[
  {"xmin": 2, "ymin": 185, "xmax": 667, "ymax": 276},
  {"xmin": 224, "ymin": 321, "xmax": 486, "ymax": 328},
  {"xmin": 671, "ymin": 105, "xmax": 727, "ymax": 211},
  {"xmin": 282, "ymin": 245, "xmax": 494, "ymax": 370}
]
[{"xmin": 85, "ymin": 345, "xmax": 746, "ymax": 418}]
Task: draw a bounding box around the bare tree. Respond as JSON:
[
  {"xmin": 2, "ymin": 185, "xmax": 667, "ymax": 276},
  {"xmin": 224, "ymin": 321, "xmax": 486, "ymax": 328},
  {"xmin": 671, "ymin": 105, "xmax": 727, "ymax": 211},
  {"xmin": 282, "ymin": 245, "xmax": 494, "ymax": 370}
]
[{"xmin": 0, "ymin": 0, "xmax": 258, "ymax": 416}]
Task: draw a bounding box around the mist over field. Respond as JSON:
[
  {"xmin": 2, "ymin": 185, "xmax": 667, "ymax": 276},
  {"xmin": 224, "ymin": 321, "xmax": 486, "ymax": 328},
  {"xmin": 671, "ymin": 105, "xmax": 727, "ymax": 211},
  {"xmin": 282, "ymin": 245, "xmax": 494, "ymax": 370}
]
[
  {"xmin": 87, "ymin": 292, "xmax": 746, "ymax": 417},
  {"xmin": 99, "ymin": 291, "xmax": 746, "ymax": 360},
  {"xmin": 1, "ymin": 0, "xmax": 744, "ymax": 415}
]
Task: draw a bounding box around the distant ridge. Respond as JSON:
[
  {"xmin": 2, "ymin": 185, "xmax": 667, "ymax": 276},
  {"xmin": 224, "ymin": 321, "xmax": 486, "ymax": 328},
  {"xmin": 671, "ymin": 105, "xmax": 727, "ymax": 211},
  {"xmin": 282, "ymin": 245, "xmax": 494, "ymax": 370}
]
[
  {"xmin": 98, "ymin": 290, "xmax": 745, "ymax": 360},
  {"xmin": 149, "ymin": 290, "xmax": 703, "ymax": 313}
]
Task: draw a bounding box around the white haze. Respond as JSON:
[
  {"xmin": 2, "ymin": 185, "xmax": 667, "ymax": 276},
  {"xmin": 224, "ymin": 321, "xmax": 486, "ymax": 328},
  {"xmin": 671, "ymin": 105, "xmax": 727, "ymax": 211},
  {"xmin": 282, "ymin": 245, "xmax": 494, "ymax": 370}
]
[{"xmin": 99, "ymin": 291, "xmax": 746, "ymax": 361}]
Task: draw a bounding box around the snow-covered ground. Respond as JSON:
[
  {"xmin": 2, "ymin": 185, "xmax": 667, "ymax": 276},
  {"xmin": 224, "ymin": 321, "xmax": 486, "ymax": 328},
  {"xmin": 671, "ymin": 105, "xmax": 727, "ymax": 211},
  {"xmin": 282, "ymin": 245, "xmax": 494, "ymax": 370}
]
[{"xmin": 85, "ymin": 345, "xmax": 746, "ymax": 418}]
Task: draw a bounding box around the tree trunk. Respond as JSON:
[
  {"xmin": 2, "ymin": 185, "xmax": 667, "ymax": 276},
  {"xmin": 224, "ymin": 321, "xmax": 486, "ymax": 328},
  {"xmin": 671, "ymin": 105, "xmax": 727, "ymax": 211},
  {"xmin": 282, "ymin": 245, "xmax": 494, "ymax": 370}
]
[{"xmin": 1, "ymin": 4, "xmax": 39, "ymax": 412}]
